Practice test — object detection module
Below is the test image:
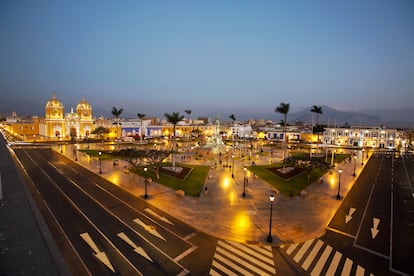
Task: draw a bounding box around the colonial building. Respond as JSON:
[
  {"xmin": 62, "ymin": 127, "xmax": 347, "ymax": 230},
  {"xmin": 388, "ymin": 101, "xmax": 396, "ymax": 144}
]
[
  {"xmin": 322, "ymin": 126, "xmax": 400, "ymax": 149},
  {"xmin": 39, "ymin": 93, "xmax": 93, "ymax": 139}
]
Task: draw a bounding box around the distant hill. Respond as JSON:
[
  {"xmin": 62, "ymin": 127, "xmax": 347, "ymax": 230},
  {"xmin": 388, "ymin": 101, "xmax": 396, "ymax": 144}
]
[
  {"xmin": 241, "ymin": 106, "xmax": 414, "ymax": 128},
  {"xmin": 289, "ymin": 106, "xmax": 383, "ymax": 127}
]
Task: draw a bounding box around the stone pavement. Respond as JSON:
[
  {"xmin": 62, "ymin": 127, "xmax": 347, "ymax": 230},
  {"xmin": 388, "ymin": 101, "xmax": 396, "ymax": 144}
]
[{"xmin": 70, "ymin": 145, "xmax": 368, "ymax": 246}]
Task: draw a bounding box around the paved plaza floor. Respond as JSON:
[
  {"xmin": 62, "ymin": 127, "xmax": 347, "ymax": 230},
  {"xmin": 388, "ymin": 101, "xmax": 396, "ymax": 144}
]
[{"xmin": 72, "ymin": 144, "xmax": 365, "ymax": 245}]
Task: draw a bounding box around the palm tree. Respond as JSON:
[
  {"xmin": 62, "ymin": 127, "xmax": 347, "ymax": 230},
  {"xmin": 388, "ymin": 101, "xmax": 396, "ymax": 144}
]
[
  {"xmin": 164, "ymin": 112, "xmax": 184, "ymax": 168},
  {"xmin": 184, "ymin": 109, "xmax": 192, "ymax": 141},
  {"xmin": 229, "ymin": 114, "xmax": 237, "ymax": 144},
  {"xmin": 184, "ymin": 109, "xmax": 192, "ymax": 123},
  {"xmin": 137, "ymin": 113, "xmax": 146, "ymax": 143},
  {"xmin": 111, "ymin": 107, "xmax": 123, "ymax": 149},
  {"xmin": 310, "ymin": 105, "xmax": 323, "ymax": 154},
  {"xmin": 275, "ymin": 102, "xmax": 290, "ymax": 162},
  {"xmin": 229, "ymin": 114, "xmax": 236, "ymax": 123}
]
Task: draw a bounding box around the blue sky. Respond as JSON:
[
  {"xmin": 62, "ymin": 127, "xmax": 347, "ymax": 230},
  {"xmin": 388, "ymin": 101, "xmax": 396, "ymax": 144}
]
[{"xmin": 1, "ymin": 0, "xmax": 413, "ymax": 119}]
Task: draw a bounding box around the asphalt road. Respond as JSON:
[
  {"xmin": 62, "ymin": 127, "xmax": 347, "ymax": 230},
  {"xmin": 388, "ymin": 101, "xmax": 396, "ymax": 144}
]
[
  {"xmin": 14, "ymin": 147, "xmax": 195, "ymax": 275},
  {"xmin": 11, "ymin": 144, "xmax": 309, "ymax": 275},
  {"xmin": 327, "ymin": 151, "xmax": 414, "ymax": 276}
]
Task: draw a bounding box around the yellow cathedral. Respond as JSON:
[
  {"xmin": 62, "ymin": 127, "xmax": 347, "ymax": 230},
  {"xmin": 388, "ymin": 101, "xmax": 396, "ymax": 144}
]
[{"xmin": 40, "ymin": 93, "xmax": 94, "ymax": 139}]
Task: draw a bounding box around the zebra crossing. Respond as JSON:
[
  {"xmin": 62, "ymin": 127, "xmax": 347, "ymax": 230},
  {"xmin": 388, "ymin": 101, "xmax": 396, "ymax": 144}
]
[
  {"xmin": 281, "ymin": 238, "xmax": 371, "ymax": 276},
  {"xmin": 209, "ymin": 240, "xmax": 276, "ymax": 276}
]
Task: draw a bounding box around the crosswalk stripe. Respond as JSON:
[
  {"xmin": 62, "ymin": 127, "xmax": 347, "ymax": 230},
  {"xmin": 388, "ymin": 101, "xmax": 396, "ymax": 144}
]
[
  {"xmin": 341, "ymin": 258, "xmax": 353, "ymax": 276},
  {"xmin": 224, "ymin": 241, "xmax": 274, "ymax": 265},
  {"xmin": 211, "ymin": 260, "xmax": 238, "ymax": 276},
  {"xmin": 216, "ymin": 247, "xmax": 273, "ymax": 275},
  {"xmin": 311, "ymin": 244, "xmax": 332, "ymax": 276},
  {"xmin": 326, "ymin": 251, "xmax": 342, "ymax": 275},
  {"xmin": 218, "ymin": 242, "xmax": 275, "ymax": 273},
  {"xmin": 286, "ymin": 243, "xmax": 298, "ymax": 255},
  {"xmin": 293, "ymin": 239, "xmax": 314, "ymax": 262},
  {"xmin": 214, "ymin": 252, "xmax": 254, "ymax": 275},
  {"xmin": 227, "ymin": 241, "xmax": 273, "ymax": 258},
  {"xmin": 356, "ymin": 265, "xmax": 365, "ymax": 276},
  {"xmin": 302, "ymin": 239, "xmax": 323, "ymax": 270}
]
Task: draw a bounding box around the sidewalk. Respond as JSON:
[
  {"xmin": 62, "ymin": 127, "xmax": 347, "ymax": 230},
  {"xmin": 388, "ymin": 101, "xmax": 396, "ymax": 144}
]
[
  {"xmin": 0, "ymin": 139, "xmax": 64, "ymax": 275},
  {"xmin": 70, "ymin": 146, "xmax": 367, "ymax": 245}
]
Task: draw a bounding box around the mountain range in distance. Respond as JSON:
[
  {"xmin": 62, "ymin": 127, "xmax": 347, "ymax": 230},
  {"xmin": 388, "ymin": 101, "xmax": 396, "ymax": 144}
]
[{"xmin": 204, "ymin": 105, "xmax": 414, "ymax": 129}]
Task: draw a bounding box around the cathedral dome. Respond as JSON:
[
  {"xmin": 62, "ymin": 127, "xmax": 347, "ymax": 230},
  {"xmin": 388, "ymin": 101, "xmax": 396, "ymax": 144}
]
[
  {"xmin": 45, "ymin": 92, "xmax": 64, "ymax": 119},
  {"xmin": 76, "ymin": 96, "xmax": 92, "ymax": 110},
  {"xmin": 45, "ymin": 92, "xmax": 63, "ymax": 108},
  {"xmin": 76, "ymin": 96, "xmax": 92, "ymax": 119}
]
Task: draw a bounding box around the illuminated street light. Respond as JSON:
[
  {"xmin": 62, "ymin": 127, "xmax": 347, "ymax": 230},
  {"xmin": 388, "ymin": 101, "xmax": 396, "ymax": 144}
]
[
  {"xmin": 267, "ymin": 195, "xmax": 275, "ymax": 242},
  {"xmin": 353, "ymin": 155, "xmax": 357, "ymax": 176},
  {"xmin": 226, "ymin": 148, "xmax": 229, "ymax": 167},
  {"xmin": 99, "ymin": 151, "xmax": 102, "ymax": 174},
  {"xmin": 242, "ymin": 167, "xmax": 247, "ymax": 197},
  {"xmin": 361, "ymin": 148, "xmax": 365, "ymax": 165},
  {"xmin": 336, "ymin": 169, "xmax": 342, "ymax": 200},
  {"xmin": 144, "ymin": 167, "xmax": 148, "ymax": 199},
  {"xmin": 232, "ymin": 154, "xmax": 235, "ymax": 178}
]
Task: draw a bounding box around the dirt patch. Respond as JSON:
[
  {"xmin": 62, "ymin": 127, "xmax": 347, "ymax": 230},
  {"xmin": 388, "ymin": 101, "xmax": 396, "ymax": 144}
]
[
  {"xmin": 267, "ymin": 166, "xmax": 305, "ymax": 180},
  {"xmin": 159, "ymin": 166, "xmax": 192, "ymax": 180}
]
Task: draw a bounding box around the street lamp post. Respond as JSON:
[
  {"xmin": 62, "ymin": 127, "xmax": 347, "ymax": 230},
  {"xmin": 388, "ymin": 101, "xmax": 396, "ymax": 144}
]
[
  {"xmin": 74, "ymin": 144, "xmax": 78, "ymax": 161},
  {"xmin": 361, "ymin": 148, "xmax": 365, "ymax": 165},
  {"xmin": 144, "ymin": 167, "xmax": 148, "ymax": 199},
  {"xmin": 226, "ymin": 148, "xmax": 229, "ymax": 167},
  {"xmin": 267, "ymin": 195, "xmax": 275, "ymax": 242},
  {"xmin": 353, "ymin": 155, "xmax": 357, "ymax": 176},
  {"xmin": 336, "ymin": 169, "xmax": 342, "ymax": 200},
  {"xmin": 231, "ymin": 154, "xmax": 235, "ymax": 178},
  {"xmin": 98, "ymin": 151, "xmax": 102, "ymax": 174},
  {"xmin": 242, "ymin": 167, "xmax": 247, "ymax": 197}
]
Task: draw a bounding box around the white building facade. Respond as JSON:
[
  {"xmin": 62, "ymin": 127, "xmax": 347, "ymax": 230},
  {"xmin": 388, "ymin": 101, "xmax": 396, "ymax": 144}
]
[{"xmin": 322, "ymin": 127, "xmax": 400, "ymax": 149}]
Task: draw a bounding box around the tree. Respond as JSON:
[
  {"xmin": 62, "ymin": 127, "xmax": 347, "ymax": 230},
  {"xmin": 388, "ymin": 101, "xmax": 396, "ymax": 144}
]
[
  {"xmin": 144, "ymin": 149, "xmax": 170, "ymax": 179},
  {"xmin": 112, "ymin": 149, "xmax": 169, "ymax": 180},
  {"xmin": 229, "ymin": 114, "xmax": 236, "ymax": 123},
  {"xmin": 91, "ymin": 126, "xmax": 109, "ymax": 141},
  {"xmin": 113, "ymin": 148, "xmax": 144, "ymax": 168},
  {"xmin": 229, "ymin": 114, "xmax": 237, "ymax": 142},
  {"xmin": 184, "ymin": 109, "xmax": 192, "ymax": 141},
  {"xmin": 275, "ymin": 102, "xmax": 290, "ymax": 163},
  {"xmin": 164, "ymin": 112, "xmax": 184, "ymax": 168},
  {"xmin": 137, "ymin": 113, "xmax": 146, "ymax": 143},
  {"xmin": 184, "ymin": 109, "xmax": 191, "ymax": 123},
  {"xmin": 111, "ymin": 107, "xmax": 123, "ymax": 149},
  {"xmin": 310, "ymin": 105, "xmax": 323, "ymax": 154}
]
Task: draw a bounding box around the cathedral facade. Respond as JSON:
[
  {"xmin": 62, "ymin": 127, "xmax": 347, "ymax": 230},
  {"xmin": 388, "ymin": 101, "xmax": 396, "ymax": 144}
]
[{"xmin": 39, "ymin": 93, "xmax": 93, "ymax": 139}]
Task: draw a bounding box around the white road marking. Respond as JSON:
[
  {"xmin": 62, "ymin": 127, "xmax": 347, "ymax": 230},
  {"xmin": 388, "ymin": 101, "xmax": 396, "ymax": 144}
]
[
  {"xmin": 144, "ymin": 208, "xmax": 174, "ymax": 225},
  {"xmin": 345, "ymin": 207, "xmax": 356, "ymax": 224},
  {"xmin": 302, "ymin": 239, "xmax": 323, "ymax": 270},
  {"xmin": 293, "ymin": 239, "xmax": 314, "ymax": 263},
  {"xmin": 311, "ymin": 245, "xmax": 332, "ymax": 276},
  {"xmin": 80, "ymin": 232, "xmax": 115, "ymax": 273},
  {"xmin": 117, "ymin": 232, "xmax": 152, "ymax": 262},
  {"xmin": 133, "ymin": 218, "xmax": 166, "ymax": 241},
  {"xmin": 371, "ymin": 218, "xmax": 380, "ymax": 239}
]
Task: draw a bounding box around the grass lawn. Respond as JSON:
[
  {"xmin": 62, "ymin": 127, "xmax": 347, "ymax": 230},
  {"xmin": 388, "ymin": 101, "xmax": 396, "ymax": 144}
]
[
  {"xmin": 80, "ymin": 149, "xmax": 209, "ymax": 196},
  {"xmin": 132, "ymin": 162, "xmax": 210, "ymax": 197},
  {"xmin": 247, "ymin": 152, "xmax": 349, "ymax": 196},
  {"xmin": 247, "ymin": 163, "xmax": 327, "ymax": 196}
]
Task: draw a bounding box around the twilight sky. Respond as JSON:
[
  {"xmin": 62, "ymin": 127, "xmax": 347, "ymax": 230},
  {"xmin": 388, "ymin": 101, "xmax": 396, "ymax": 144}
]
[{"xmin": 1, "ymin": 0, "xmax": 413, "ymax": 119}]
